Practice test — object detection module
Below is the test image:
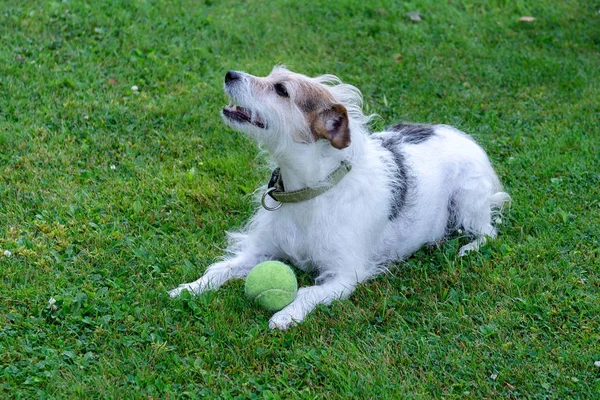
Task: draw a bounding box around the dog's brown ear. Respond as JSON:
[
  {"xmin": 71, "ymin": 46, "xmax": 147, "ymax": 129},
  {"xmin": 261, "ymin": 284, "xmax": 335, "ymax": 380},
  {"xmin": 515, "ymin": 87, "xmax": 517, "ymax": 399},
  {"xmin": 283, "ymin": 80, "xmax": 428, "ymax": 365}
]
[{"xmin": 311, "ymin": 104, "xmax": 351, "ymax": 149}]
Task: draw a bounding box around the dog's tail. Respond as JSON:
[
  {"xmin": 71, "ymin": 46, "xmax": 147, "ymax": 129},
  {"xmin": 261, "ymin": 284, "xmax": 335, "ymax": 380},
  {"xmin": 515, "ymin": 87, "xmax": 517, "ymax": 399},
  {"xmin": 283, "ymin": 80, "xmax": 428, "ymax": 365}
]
[
  {"xmin": 490, "ymin": 191, "xmax": 511, "ymax": 219},
  {"xmin": 489, "ymin": 168, "xmax": 511, "ymax": 224}
]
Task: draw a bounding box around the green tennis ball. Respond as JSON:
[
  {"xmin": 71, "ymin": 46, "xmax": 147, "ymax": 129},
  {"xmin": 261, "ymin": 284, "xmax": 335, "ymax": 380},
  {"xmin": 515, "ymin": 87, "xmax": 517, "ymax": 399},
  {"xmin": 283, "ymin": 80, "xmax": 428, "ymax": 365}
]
[{"xmin": 245, "ymin": 261, "xmax": 298, "ymax": 312}]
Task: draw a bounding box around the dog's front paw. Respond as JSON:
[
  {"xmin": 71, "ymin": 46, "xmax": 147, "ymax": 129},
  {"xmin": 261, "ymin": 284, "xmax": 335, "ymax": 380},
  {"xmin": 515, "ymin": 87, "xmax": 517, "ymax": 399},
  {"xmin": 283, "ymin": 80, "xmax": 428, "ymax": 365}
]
[
  {"xmin": 168, "ymin": 282, "xmax": 203, "ymax": 298},
  {"xmin": 168, "ymin": 286, "xmax": 184, "ymax": 298},
  {"xmin": 168, "ymin": 285, "xmax": 188, "ymax": 298},
  {"xmin": 268, "ymin": 312, "xmax": 299, "ymax": 330}
]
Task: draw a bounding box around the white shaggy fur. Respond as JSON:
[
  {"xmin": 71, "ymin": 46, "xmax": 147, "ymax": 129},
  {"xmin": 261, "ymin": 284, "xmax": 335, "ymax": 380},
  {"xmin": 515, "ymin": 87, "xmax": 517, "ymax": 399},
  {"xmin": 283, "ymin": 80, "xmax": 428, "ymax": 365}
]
[{"xmin": 169, "ymin": 66, "xmax": 510, "ymax": 330}]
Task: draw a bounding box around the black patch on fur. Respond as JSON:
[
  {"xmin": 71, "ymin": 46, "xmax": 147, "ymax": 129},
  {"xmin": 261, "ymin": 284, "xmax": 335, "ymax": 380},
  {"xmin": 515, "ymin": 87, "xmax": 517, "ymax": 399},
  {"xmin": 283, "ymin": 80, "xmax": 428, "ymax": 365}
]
[
  {"xmin": 376, "ymin": 136, "xmax": 411, "ymax": 220},
  {"xmin": 445, "ymin": 196, "xmax": 460, "ymax": 234},
  {"xmin": 390, "ymin": 123, "xmax": 435, "ymax": 144}
]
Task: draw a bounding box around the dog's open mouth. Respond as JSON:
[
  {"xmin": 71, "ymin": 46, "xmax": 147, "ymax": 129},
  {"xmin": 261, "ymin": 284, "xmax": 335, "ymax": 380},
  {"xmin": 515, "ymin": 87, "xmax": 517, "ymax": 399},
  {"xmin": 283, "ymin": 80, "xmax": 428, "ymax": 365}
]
[{"xmin": 223, "ymin": 104, "xmax": 266, "ymax": 129}]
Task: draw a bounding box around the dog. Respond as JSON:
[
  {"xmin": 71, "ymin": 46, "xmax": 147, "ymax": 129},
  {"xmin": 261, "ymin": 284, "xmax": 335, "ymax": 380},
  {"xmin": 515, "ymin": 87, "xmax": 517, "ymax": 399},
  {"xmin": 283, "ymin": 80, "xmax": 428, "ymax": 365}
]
[{"xmin": 169, "ymin": 66, "xmax": 510, "ymax": 330}]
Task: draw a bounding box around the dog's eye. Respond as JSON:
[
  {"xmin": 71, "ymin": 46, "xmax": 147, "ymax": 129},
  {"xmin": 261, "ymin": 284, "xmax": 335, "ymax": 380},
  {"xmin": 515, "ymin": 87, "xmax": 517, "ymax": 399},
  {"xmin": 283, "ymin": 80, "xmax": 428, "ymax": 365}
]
[{"xmin": 274, "ymin": 83, "xmax": 289, "ymax": 98}]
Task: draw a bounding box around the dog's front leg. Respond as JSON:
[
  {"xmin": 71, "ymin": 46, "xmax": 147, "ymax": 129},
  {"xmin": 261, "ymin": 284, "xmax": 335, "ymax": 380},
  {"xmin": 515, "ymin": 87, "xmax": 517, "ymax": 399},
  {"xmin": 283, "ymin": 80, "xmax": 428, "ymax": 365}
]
[
  {"xmin": 268, "ymin": 275, "xmax": 358, "ymax": 330},
  {"xmin": 168, "ymin": 252, "xmax": 271, "ymax": 298}
]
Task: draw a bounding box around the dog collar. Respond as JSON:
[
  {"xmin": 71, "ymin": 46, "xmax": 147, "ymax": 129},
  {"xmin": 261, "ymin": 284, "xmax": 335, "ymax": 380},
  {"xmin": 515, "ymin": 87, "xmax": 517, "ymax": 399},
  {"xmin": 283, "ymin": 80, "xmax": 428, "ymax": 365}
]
[{"xmin": 261, "ymin": 161, "xmax": 352, "ymax": 211}]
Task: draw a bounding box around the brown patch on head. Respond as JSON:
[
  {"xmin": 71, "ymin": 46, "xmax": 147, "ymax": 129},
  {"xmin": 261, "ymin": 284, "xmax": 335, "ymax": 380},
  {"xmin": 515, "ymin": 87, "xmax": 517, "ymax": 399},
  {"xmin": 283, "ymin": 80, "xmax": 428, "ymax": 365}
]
[
  {"xmin": 294, "ymin": 81, "xmax": 333, "ymax": 113},
  {"xmin": 267, "ymin": 68, "xmax": 330, "ymax": 109},
  {"xmin": 284, "ymin": 79, "xmax": 351, "ymax": 149}
]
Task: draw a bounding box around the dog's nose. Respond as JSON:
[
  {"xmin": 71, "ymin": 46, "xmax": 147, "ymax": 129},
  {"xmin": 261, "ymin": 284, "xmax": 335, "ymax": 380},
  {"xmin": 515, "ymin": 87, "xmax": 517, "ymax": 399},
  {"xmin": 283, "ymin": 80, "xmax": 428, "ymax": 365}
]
[{"xmin": 225, "ymin": 70, "xmax": 241, "ymax": 84}]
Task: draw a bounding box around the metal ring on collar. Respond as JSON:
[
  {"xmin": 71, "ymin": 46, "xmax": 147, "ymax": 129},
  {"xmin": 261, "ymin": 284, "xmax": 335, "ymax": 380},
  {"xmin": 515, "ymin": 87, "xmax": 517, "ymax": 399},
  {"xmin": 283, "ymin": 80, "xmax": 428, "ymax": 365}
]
[{"xmin": 261, "ymin": 187, "xmax": 282, "ymax": 211}]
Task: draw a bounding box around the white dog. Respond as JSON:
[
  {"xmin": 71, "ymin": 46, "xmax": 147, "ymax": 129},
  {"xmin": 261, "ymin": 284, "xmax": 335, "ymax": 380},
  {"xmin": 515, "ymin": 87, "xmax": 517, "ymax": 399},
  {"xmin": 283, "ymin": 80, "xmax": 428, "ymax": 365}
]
[{"xmin": 169, "ymin": 66, "xmax": 510, "ymax": 330}]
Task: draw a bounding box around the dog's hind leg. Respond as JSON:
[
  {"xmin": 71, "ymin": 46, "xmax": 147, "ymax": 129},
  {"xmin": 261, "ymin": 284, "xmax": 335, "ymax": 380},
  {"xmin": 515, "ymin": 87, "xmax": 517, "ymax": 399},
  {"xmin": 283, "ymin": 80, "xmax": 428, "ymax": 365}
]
[{"xmin": 458, "ymin": 235, "xmax": 490, "ymax": 257}]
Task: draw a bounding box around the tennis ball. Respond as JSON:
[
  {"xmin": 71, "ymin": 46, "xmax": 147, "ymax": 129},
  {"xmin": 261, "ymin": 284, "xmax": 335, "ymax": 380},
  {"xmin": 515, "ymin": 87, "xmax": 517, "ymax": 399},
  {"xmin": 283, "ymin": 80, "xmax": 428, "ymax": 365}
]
[{"xmin": 245, "ymin": 261, "xmax": 298, "ymax": 312}]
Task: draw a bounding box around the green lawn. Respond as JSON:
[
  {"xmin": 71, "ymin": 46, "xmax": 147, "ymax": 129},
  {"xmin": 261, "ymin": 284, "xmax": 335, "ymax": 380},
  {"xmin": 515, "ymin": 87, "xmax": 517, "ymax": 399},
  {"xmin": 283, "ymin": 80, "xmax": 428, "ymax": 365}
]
[{"xmin": 1, "ymin": 0, "xmax": 599, "ymax": 398}]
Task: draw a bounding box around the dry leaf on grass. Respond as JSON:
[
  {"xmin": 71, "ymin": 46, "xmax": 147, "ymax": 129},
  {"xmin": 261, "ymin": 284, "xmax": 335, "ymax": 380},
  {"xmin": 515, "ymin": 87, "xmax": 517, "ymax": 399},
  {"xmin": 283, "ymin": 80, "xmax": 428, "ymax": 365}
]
[
  {"xmin": 407, "ymin": 12, "xmax": 422, "ymax": 22},
  {"xmin": 519, "ymin": 16, "xmax": 536, "ymax": 22}
]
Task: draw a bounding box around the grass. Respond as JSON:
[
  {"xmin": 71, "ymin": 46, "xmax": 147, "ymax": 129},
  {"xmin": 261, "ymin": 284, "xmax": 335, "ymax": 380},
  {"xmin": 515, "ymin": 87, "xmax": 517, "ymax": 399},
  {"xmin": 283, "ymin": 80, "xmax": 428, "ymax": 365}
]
[{"xmin": 1, "ymin": 0, "xmax": 599, "ymax": 398}]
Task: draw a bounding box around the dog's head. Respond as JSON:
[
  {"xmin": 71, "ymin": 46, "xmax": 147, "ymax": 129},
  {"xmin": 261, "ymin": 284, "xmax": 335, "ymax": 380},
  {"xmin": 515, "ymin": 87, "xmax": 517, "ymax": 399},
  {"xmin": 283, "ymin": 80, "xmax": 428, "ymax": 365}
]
[{"xmin": 222, "ymin": 66, "xmax": 364, "ymax": 152}]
